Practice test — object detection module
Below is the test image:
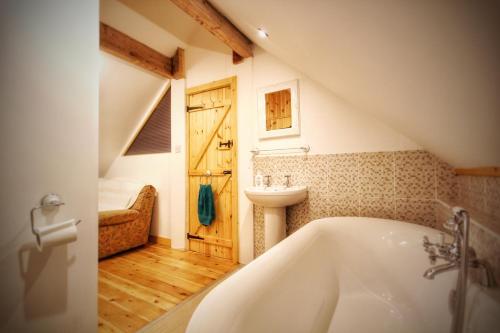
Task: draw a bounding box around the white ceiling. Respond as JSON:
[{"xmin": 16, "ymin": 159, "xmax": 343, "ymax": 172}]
[
  {"xmin": 209, "ymin": 0, "xmax": 500, "ymax": 167},
  {"xmin": 118, "ymin": 0, "xmax": 231, "ymax": 54}
]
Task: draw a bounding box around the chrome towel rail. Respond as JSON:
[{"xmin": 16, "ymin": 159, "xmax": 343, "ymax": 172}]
[{"xmin": 250, "ymin": 145, "xmax": 310, "ymax": 155}]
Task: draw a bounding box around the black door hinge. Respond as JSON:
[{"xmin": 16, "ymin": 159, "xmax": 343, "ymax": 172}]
[{"xmin": 187, "ymin": 233, "xmax": 205, "ymax": 240}]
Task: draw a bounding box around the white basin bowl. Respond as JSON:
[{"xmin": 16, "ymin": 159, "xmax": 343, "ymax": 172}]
[{"xmin": 244, "ymin": 185, "xmax": 308, "ymax": 208}]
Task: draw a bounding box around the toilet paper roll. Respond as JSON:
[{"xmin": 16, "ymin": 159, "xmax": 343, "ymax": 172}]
[{"xmin": 34, "ymin": 219, "xmax": 78, "ymax": 251}]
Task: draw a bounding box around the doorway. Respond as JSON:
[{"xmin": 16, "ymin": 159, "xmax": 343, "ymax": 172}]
[{"xmin": 186, "ymin": 77, "xmax": 239, "ymax": 263}]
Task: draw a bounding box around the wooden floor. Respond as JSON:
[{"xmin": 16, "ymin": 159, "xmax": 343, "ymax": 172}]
[{"xmin": 98, "ymin": 243, "xmax": 238, "ymax": 333}]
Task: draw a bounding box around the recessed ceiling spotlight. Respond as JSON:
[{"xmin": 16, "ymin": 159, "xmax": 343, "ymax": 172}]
[{"xmin": 257, "ymin": 28, "xmax": 269, "ymax": 39}]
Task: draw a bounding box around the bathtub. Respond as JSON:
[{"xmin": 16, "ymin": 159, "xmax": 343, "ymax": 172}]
[{"xmin": 187, "ymin": 217, "xmax": 500, "ymax": 333}]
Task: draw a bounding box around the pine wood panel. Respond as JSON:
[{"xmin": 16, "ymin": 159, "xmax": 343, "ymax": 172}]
[
  {"xmin": 455, "ymin": 167, "xmax": 500, "ymax": 177},
  {"xmin": 265, "ymin": 89, "xmax": 292, "ymax": 130},
  {"xmin": 98, "ymin": 244, "xmax": 237, "ymax": 333},
  {"xmin": 186, "ymin": 77, "xmax": 238, "ymax": 263}
]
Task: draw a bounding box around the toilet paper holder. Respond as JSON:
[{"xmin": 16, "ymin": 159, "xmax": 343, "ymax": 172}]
[{"xmin": 30, "ymin": 193, "xmax": 82, "ymax": 237}]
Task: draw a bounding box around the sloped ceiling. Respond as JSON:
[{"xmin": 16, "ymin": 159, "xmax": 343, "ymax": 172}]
[
  {"xmin": 210, "ymin": 0, "xmax": 500, "ymax": 167},
  {"xmin": 99, "ymin": 52, "xmax": 168, "ymax": 175},
  {"xmin": 99, "ymin": 0, "xmax": 183, "ymax": 175}
]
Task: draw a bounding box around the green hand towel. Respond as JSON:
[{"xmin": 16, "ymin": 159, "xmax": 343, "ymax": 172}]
[{"xmin": 198, "ymin": 184, "xmax": 215, "ymax": 226}]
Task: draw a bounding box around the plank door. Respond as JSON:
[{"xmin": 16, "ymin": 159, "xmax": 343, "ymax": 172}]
[{"xmin": 186, "ymin": 77, "xmax": 238, "ymax": 263}]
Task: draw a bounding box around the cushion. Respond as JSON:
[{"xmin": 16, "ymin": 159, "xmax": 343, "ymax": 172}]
[{"xmin": 99, "ymin": 209, "xmax": 140, "ymax": 227}]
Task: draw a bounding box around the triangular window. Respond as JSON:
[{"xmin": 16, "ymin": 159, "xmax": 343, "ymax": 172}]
[{"xmin": 125, "ymin": 88, "xmax": 171, "ymax": 155}]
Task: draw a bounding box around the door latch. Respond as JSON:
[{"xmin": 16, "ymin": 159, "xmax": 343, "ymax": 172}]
[{"xmin": 219, "ymin": 140, "xmax": 233, "ymax": 149}]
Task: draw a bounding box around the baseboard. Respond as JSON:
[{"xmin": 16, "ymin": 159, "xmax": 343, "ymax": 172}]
[{"xmin": 148, "ymin": 235, "xmax": 171, "ymax": 247}]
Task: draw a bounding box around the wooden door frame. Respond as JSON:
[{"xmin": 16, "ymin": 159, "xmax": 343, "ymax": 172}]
[{"xmin": 185, "ymin": 76, "xmax": 239, "ymax": 263}]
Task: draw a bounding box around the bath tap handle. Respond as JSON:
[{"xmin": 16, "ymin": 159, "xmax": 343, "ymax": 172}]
[
  {"xmin": 427, "ymin": 248, "xmax": 437, "ymax": 264},
  {"xmin": 443, "ymin": 217, "xmax": 458, "ymax": 232},
  {"xmin": 423, "ymin": 236, "xmax": 431, "ymax": 247}
]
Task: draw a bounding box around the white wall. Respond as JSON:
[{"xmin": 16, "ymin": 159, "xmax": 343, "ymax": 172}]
[
  {"xmin": 0, "ymin": 1, "xmax": 98, "ymax": 331},
  {"xmin": 250, "ymin": 49, "xmax": 420, "ymax": 154},
  {"xmin": 169, "ymin": 79, "xmax": 187, "ymax": 249},
  {"xmin": 182, "ymin": 46, "xmax": 420, "ymax": 263}
]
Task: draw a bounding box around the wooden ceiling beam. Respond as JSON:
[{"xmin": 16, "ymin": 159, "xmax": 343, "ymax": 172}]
[
  {"xmin": 170, "ymin": 0, "xmax": 253, "ymax": 63},
  {"xmin": 172, "ymin": 48, "xmax": 185, "ymax": 79},
  {"xmin": 100, "ymin": 22, "xmax": 185, "ymax": 79}
]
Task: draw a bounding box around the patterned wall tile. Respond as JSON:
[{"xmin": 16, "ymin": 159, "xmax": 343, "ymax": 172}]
[
  {"xmin": 469, "ymin": 176, "xmax": 486, "ymax": 194},
  {"xmin": 253, "ymin": 205, "xmax": 265, "ymax": 257},
  {"xmin": 436, "ymin": 159, "xmax": 457, "ymax": 204},
  {"xmin": 300, "ymin": 155, "xmax": 329, "ymax": 198},
  {"xmin": 287, "ymin": 200, "xmax": 310, "ymax": 234},
  {"xmin": 360, "ymin": 195, "xmax": 395, "ymax": 219},
  {"xmin": 358, "ymin": 152, "xmax": 394, "ymax": 196},
  {"xmin": 395, "ymin": 151, "xmax": 436, "ymax": 199},
  {"xmin": 252, "ymin": 150, "xmax": 499, "ymax": 272},
  {"xmin": 484, "ymin": 177, "xmax": 500, "ymax": 222},
  {"xmin": 329, "ymin": 195, "xmax": 359, "ymax": 217},
  {"xmin": 434, "ymin": 201, "xmax": 452, "ymax": 232},
  {"xmin": 456, "ymin": 175, "xmax": 487, "ymax": 214},
  {"xmin": 328, "ymin": 154, "xmax": 359, "ymax": 197},
  {"xmin": 395, "ymin": 199, "xmax": 436, "ymax": 228}
]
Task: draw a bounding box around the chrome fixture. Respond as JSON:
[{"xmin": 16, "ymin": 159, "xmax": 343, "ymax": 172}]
[
  {"xmin": 264, "ymin": 175, "xmax": 271, "ymax": 187},
  {"xmin": 422, "ymin": 207, "xmax": 496, "ymax": 333},
  {"xmin": 30, "ymin": 193, "xmax": 82, "ymax": 237},
  {"xmin": 284, "ymin": 175, "xmax": 291, "ymax": 188},
  {"xmin": 250, "ymin": 145, "xmax": 310, "ymax": 155}
]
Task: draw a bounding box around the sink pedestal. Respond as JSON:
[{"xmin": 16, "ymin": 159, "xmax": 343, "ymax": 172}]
[
  {"xmin": 264, "ymin": 207, "xmax": 286, "ymax": 250},
  {"xmin": 244, "ymin": 185, "xmax": 307, "ymax": 251}
]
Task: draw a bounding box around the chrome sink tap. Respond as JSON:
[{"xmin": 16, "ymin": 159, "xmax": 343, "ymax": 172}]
[
  {"xmin": 284, "ymin": 175, "xmax": 291, "ymax": 188},
  {"xmin": 263, "ymin": 175, "xmax": 271, "ymax": 187}
]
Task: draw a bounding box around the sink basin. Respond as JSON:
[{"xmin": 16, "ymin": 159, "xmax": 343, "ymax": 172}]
[
  {"xmin": 245, "ymin": 185, "xmax": 308, "ymax": 251},
  {"xmin": 244, "ymin": 185, "xmax": 308, "ymax": 208}
]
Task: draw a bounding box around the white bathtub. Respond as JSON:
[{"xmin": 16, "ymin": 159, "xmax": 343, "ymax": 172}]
[{"xmin": 187, "ymin": 217, "xmax": 500, "ymax": 333}]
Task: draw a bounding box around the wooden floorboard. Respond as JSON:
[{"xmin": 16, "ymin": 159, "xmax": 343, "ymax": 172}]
[{"xmin": 98, "ymin": 243, "xmax": 238, "ymax": 333}]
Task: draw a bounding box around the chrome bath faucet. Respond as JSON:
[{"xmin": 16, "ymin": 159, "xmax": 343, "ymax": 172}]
[{"xmin": 422, "ymin": 207, "xmax": 496, "ymax": 333}]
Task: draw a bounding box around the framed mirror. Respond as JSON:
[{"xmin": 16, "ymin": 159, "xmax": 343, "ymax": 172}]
[{"xmin": 257, "ymin": 79, "xmax": 299, "ymax": 139}]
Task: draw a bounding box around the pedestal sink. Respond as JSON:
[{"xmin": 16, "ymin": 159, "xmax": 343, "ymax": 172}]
[{"xmin": 244, "ymin": 185, "xmax": 308, "ymax": 250}]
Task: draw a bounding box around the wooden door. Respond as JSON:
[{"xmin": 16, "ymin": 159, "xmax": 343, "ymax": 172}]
[{"xmin": 186, "ymin": 77, "xmax": 238, "ymax": 263}]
